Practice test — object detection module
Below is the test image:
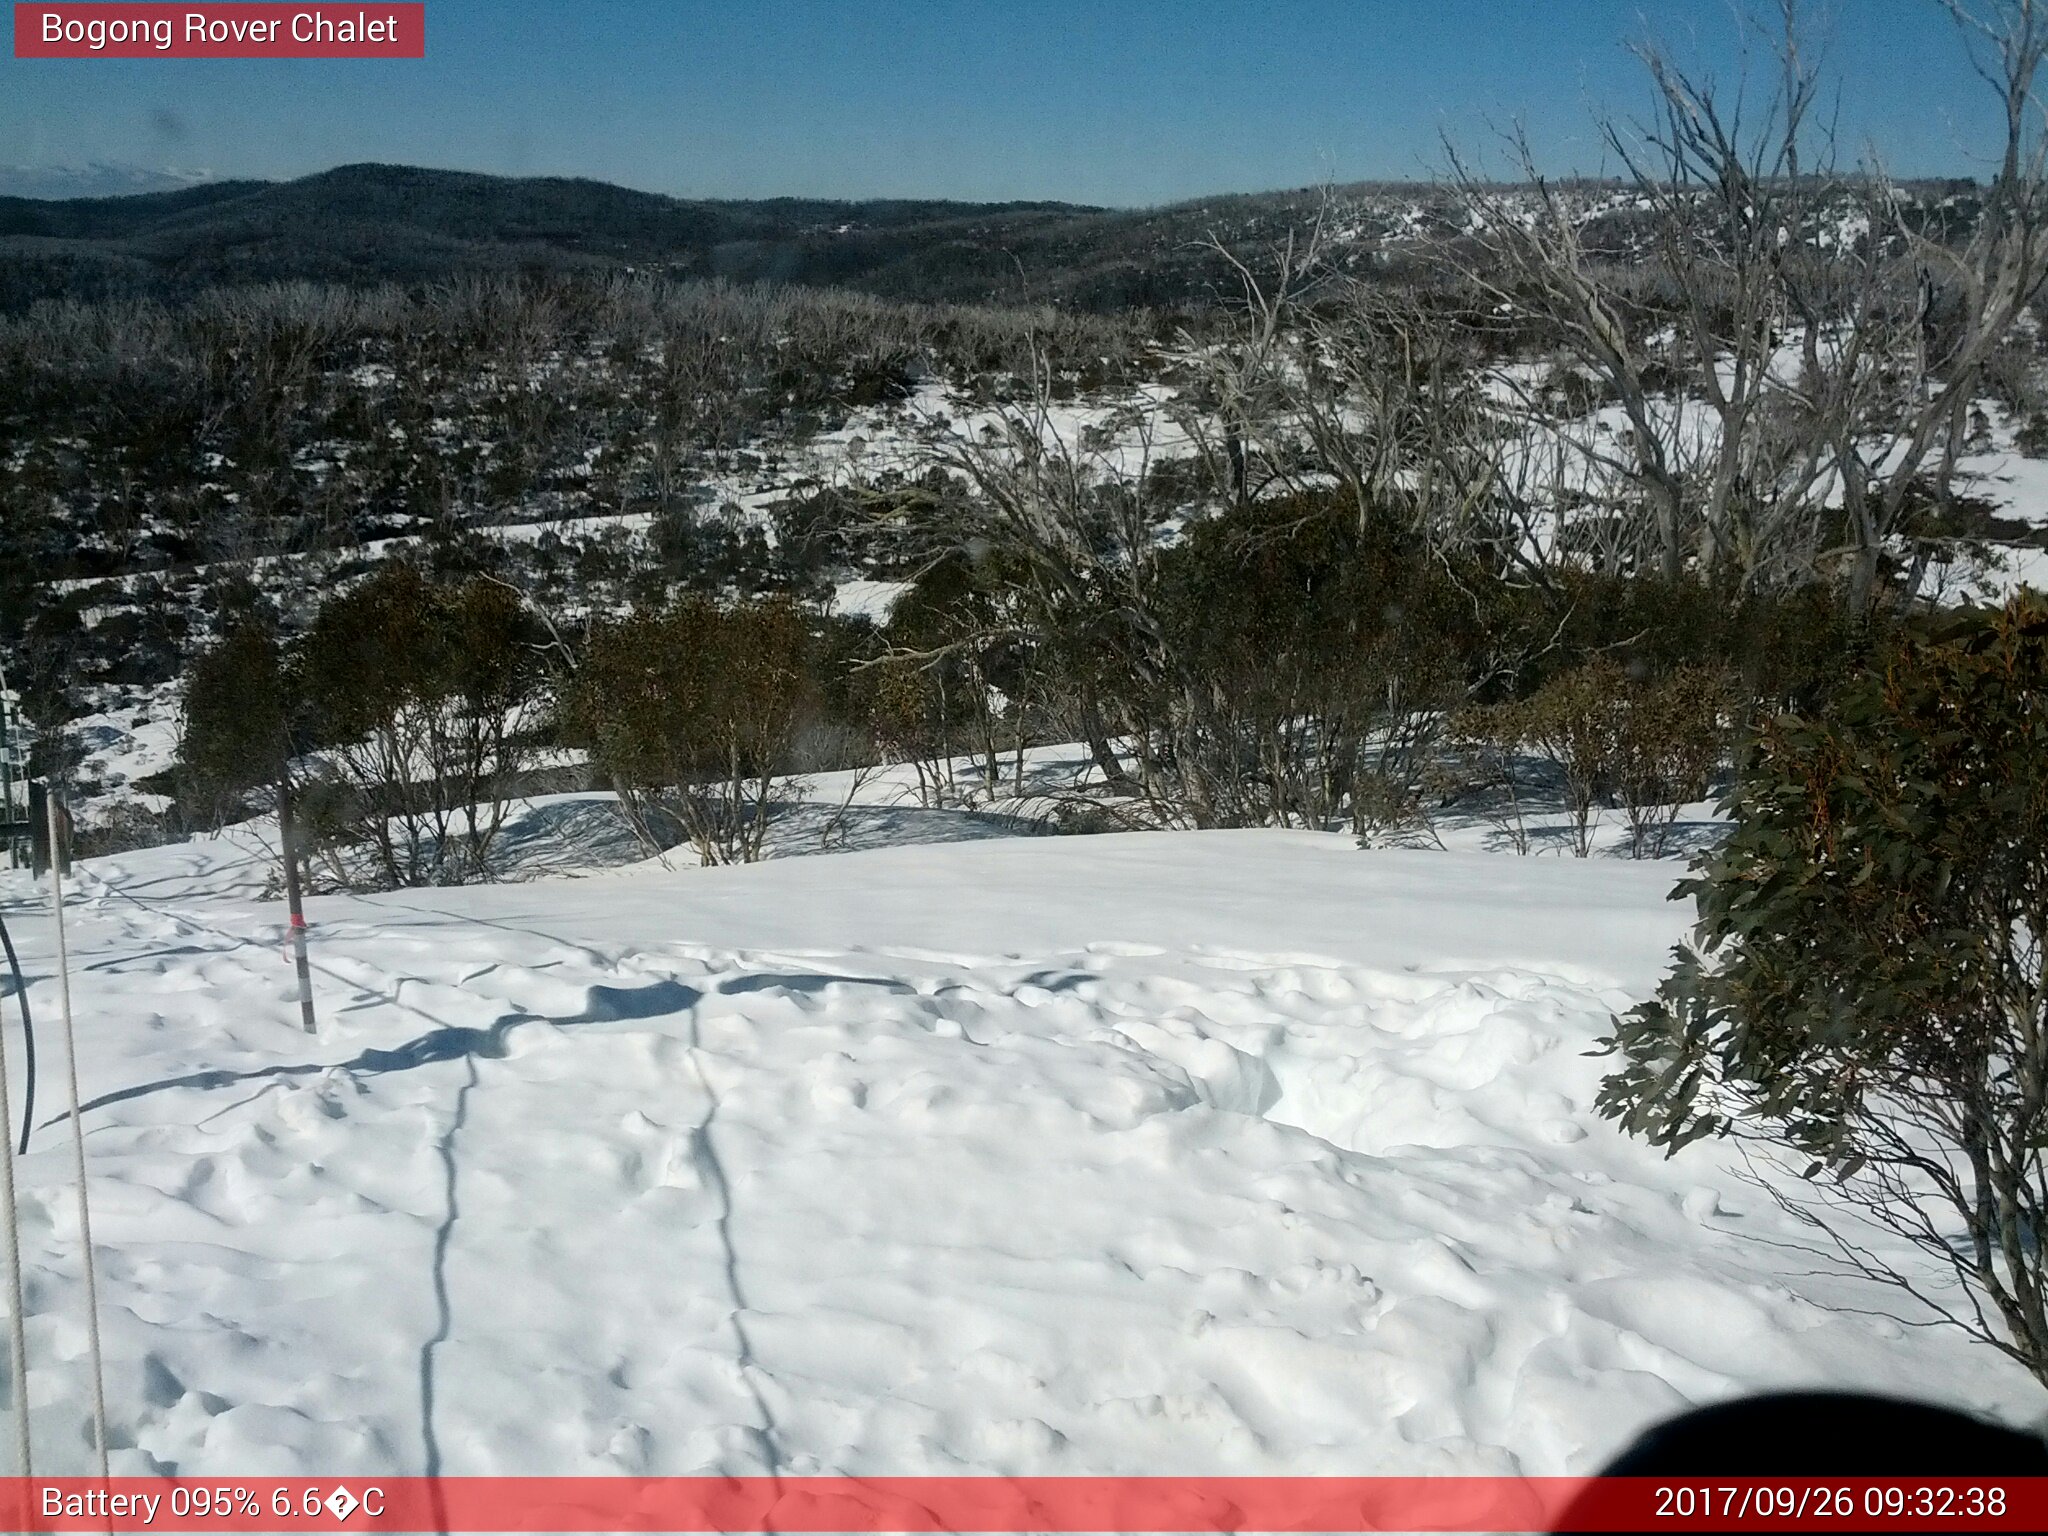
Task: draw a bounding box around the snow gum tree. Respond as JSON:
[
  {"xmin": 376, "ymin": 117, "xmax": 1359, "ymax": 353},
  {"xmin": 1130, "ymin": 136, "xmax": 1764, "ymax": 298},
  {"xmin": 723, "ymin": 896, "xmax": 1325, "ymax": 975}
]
[
  {"xmin": 1600, "ymin": 593, "xmax": 2048, "ymax": 1385},
  {"xmin": 295, "ymin": 564, "xmax": 545, "ymax": 887},
  {"xmin": 179, "ymin": 619, "xmax": 293, "ymax": 827}
]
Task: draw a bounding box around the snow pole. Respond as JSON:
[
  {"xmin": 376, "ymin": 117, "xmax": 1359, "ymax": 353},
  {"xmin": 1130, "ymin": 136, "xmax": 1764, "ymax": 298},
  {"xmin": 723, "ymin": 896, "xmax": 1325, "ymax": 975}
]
[
  {"xmin": 277, "ymin": 778, "xmax": 316, "ymax": 1036},
  {"xmin": 45, "ymin": 787, "xmax": 110, "ymax": 1483}
]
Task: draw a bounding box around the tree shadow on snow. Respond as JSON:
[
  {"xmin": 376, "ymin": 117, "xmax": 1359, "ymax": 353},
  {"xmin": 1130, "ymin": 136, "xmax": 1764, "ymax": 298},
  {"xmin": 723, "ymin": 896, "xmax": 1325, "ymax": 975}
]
[{"xmin": 46, "ymin": 974, "xmax": 704, "ymax": 1127}]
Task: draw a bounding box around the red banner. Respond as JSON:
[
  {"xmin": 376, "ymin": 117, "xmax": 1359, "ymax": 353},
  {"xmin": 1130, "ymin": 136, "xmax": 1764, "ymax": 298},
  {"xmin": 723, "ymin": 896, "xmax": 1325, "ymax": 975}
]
[
  {"xmin": 2, "ymin": 1476, "xmax": 2045, "ymax": 1532},
  {"xmin": 13, "ymin": 4, "xmax": 424, "ymax": 58}
]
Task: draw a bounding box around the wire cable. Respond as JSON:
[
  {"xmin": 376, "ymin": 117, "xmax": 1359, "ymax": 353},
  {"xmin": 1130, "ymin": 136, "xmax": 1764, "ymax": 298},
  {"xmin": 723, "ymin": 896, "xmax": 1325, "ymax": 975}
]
[
  {"xmin": 0, "ymin": 925, "xmax": 30, "ymax": 1482},
  {"xmin": 0, "ymin": 912, "xmax": 33, "ymax": 1156}
]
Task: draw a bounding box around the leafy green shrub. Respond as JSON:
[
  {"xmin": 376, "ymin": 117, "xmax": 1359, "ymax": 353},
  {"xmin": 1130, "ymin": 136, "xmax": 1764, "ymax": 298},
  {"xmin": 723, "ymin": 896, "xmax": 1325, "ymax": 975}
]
[
  {"xmin": 1499, "ymin": 659, "xmax": 1626, "ymax": 858},
  {"xmin": 1540, "ymin": 571, "xmax": 1873, "ymax": 720},
  {"xmin": 2016, "ymin": 411, "xmax": 2048, "ymax": 459},
  {"xmin": 567, "ymin": 596, "xmax": 819, "ymax": 864},
  {"xmin": 1610, "ymin": 665, "xmax": 1730, "ymax": 858},
  {"xmin": 1457, "ymin": 657, "xmax": 1729, "ymax": 857},
  {"xmin": 295, "ymin": 563, "xmax": 545, "ymax": 886},
  {"xmin": 1128, "ymin": 498, "xmax": 1523, "ymax": 834},
  {"xmin": 1600, "ymin": 594, "xmax": 2048, "ymax": 1385},
  {"xmin": 180, "ymin": 621, "xmax": 291, "ymax": 823}
]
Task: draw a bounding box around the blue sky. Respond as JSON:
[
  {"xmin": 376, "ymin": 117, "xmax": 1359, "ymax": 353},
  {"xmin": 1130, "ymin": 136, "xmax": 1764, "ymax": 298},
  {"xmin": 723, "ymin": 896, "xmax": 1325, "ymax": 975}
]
[{"xmin": 0, "ymin": 1, "xmax": 2018, "ymax": 204}]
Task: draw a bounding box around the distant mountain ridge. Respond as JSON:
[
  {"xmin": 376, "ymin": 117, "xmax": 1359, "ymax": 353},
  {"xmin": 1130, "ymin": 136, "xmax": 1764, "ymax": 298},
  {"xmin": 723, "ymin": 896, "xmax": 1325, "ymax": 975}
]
[
  {"xmin": 0, "ymin": 161, "xmax": 1989, "ymax": 316},
  {"xmin": 0, "ymin": 161, "xmax": 216, "ymax": 200},
  {"xmin": 0, "ymin": 161, "xmax": 1473, "ymax": 313},
  {"xmin": 0, "ymin": 162, "xmax": 1128, "ymax": 311}
]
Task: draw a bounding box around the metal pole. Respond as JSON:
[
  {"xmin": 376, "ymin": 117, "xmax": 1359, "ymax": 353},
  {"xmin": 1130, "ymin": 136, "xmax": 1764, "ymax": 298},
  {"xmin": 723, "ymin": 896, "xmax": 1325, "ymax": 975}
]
[
  {"xmin": 44, "ymin": 787, "xmax": 109, "ymax": 1482},
  {"xmin": 277, "ymin": 779, "xmax": 316, "ymax": 1036}
]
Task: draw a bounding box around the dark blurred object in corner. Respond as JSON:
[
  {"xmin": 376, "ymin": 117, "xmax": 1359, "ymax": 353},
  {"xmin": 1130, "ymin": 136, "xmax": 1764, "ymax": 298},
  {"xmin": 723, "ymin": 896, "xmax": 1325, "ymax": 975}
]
[{"xmin": 1553, "ymin": 1392, "xmax": 2048, "ymax": 1534}]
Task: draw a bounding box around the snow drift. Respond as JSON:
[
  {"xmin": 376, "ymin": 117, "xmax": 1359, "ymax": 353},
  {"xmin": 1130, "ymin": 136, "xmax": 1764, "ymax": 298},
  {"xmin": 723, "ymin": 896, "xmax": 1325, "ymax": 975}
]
[{"xmin": 0, "ymin": 828, "xmax": 2040, "ymax": 1480}]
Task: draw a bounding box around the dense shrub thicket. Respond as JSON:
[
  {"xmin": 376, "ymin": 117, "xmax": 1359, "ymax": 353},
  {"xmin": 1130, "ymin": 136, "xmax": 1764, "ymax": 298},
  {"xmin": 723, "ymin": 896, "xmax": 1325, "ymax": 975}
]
[
  {"xmin": 177, "ymin": 494, "xmax": 1889, "ymax": 885},
  {"xmin": 180, "ymin": 565, "xmax": 548, "ymax": 886}
]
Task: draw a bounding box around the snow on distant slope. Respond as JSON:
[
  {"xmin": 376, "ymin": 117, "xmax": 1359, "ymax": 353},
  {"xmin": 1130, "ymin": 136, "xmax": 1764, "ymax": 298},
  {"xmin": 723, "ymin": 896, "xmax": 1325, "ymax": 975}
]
[
  {"xmin": 0, "ymin": 830, "xmax": 2040, "ymax": 1482},
  {"xmin": 66, "ymin": 687, "xmax": 182, "ymax": 828}
]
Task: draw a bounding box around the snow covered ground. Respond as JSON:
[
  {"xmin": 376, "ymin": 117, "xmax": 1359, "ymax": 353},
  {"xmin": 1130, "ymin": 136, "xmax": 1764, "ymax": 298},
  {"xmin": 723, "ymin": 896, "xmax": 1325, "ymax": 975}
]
[
  {"xmin": 63, "ymin": 692, "xmax": 182, "ymax": 831},
  {"xmin": 1, "ymin": 825, "xmax": 2042, "ymax": 1484}
]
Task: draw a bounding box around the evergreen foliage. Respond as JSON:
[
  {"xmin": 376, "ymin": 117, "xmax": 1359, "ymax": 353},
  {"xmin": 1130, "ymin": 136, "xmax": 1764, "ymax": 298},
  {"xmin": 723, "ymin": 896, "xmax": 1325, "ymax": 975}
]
[{"xmin": 1600, "ymin": 593, "xmax": 2048, "ymax": 1383}]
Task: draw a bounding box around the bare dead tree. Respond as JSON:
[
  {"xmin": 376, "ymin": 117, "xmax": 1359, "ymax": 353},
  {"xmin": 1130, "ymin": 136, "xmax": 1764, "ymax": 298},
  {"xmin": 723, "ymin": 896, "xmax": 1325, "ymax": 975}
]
[
  {"xmin": 915, "ymin": 345, "xmax": 1166, "ymax": 804},
  {"xmin": 1835, "ymin": 0, "xmax": 2048, "ymax": 608},
  {"xmin": 1169, "ymin": 217, "xmax": 1328, "ymax": 515},
  {"xmin": 1439, "ymin": 0, "xmax": 2048, "ymax": 608}
]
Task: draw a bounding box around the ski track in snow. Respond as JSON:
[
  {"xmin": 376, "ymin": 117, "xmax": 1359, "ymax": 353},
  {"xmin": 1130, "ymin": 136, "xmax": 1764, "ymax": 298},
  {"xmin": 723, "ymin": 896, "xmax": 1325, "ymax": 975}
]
[{"xmin": 0, "ymin": 830, "xmax": 2041, "ymax": 1481}]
